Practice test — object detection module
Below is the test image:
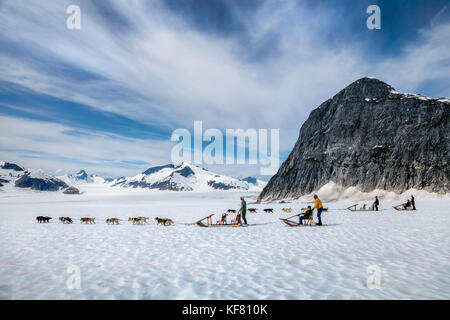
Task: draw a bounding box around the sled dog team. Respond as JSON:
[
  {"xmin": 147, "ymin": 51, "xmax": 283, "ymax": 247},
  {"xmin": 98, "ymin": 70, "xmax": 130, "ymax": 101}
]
[
  {"xmin": 35, "ymin": 194, "xmax": 416, "ymax": 227},
  {"xmin": 36, "ymin": 215, "xmax": 174, "ymax": 226},
  {"xmin": 36, "ymin": 195, "xmax": 325, "ymax": 227}
]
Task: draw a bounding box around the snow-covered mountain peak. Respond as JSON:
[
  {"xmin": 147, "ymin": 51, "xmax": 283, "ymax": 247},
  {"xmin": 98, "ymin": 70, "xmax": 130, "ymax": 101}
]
[
  {"xmin": 0, "ymin": 161, "xmax": 25, "ymax": 172},
  {"xmin": 142, "ymin": 164, "xmax": 174, "ymax": 175},
  {"xmin": 76, "ymin": 170, "xmax": 88, "ymax": 180},
  {"xmin": 1, "ymin": 160, "xmax": 266, "ymax": 193},
  {"xmin": 113, "ymin": 162, "xmax": 264, "ymax": 191},
  {"xmin": 56, "ymin": 169, "xmax": 113, "ymax": 186}
]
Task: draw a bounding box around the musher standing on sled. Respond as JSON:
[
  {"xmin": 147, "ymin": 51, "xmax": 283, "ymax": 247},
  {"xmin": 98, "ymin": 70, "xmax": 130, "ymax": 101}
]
[
  {"xmin": 313, "ymin": 194, "xmax": 323, "ymax": 225},
  {"xmin": 239, "ymin": 196, "xmax": 247, "ymax": 225}
]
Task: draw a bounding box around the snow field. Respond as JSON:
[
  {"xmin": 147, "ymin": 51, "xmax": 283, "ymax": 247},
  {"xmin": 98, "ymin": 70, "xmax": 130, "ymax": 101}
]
[{"xmin": 0, "ymin": 190, "xmax": 449, "ymax": 299}]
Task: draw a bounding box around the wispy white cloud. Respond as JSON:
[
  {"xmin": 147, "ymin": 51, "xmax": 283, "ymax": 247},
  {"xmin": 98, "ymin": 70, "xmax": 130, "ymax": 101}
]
[
  {"xmin": 375, "ymin": 23, "xmax": 450, "ymax": 94},
  {"xmin": 430, "ymin": 5, "xmax": 447, "ymax": 27},
  {"xmin": 0, "ymin": 115, "xmax": 173, "ymax": 176}
]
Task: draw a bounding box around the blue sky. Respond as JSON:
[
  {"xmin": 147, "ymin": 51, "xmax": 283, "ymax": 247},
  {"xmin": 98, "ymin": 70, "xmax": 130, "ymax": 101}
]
[{"xmin": 0, "ymin": 0, "xmax": 449, "ymax": 177}]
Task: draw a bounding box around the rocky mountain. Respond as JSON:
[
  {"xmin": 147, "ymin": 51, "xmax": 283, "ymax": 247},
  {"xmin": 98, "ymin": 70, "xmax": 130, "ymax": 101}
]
[
  {"xmin": 15, "ymin": 174, "xmax": 69, "ymax": 191},
  {"xmin": 63, "ymin": 186, "xmax": 81, "ymax": 194},
  {"xmin": 241, "ymin": 176, "xmax": 267, "ymax": 189},
  {"xmin": 258, "ymin": 77, "xmax": 450, "ymax": 202},
  {"xmin": 72, "ymin": 170, "xmax": 90, "ymax": 182},
  {"xmin": 241, "ymin": 176, "xmax": 257, "ymax": 184},
  {"xmin": 1, "ymin": 162, "xmax": 24, "ymax": 172},
  {"xmin": 57, "ymin": 169, "xmax": 112, "ymax": 185},
  {"xmin": 0, "ymin": 161, "xmax": 76, "ymax": 192},
  {"xmin": 1, "ymin": 160, "xmax": 264, "ymax": 193},
  {"xmin": 113, "ymin": 162, "xmax": 264, "ymax": 191}
]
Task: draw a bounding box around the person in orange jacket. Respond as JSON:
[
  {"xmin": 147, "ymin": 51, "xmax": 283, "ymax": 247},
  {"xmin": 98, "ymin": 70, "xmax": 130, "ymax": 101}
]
[{"xmin": 313, "ymin": 194, "xmax": 323, "ymax": 226}]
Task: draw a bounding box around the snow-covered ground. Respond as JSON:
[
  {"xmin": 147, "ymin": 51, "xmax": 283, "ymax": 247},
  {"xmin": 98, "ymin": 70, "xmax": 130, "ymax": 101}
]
[{"xmin": 0, "ymin": 187, "xmax": 449, "ymax": 299}]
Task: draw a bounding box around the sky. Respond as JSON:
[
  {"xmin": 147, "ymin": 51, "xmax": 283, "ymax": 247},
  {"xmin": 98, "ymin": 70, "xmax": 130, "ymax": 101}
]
[{"xmin": 0, "ymin": 0, "xmax": 449, "ymax": 178}]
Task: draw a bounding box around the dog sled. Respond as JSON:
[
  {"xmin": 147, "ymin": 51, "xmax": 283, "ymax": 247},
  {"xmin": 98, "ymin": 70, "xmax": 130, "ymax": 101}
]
[
  {"xmin": 195, "ymin": 213, "xmax": 248, "ymax": 228},
  {"xmin": 346, "ymin": 204, "xmax": 376, "ymax": 212},
  {"xmin": 393, "ymin": 204, "xmax": 415, "ymax": 211},
  {"xmin": 280, "ymin": 213, "xmax": 326, "ymax": 227}
]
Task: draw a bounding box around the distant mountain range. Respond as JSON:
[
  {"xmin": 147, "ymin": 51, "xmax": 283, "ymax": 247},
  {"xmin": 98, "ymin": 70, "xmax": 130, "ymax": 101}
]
[
  {"xmin": 111, "ymin": 162, "xmax": 266, "ymax": 191},
  {"xmin": 0, "ymin": 161, "xmax": 265, "ymax": 193},
  {"xmin": 0, "ymin": 161, "xmax": 78, "ymax": 193},
  {"xmin": 58, "ymin": 169, "xmax": 114, "ymax": 185}
]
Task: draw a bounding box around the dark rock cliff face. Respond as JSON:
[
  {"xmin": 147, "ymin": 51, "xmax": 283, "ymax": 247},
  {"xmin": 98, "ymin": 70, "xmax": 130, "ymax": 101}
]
[
  {"xmin": 63, "ymin": 186, "xmax": 81, "ymax": 194},
  {"xmin": 15, "ymin": 174, "xmax": 69, "ymax": 191},
  {"xmin": 207, "ymin": 181, "xmax": 241, "ymax": 190},
  {"xmin": 124, "ymin": 177, "xmax": 193, "ymax": 191},
  {"xmin": 1, "ymin": 162, "xmax": 24, "ymax": 171},
  {"xmin": 241, "ymin": 177, "xmax": 257, "ymax": 185},
  {"xmin": 75, "ymin": 170, "xmax": 88, "ymax": 180},
  {"xmin": 174, "ymin": 166, "xmax": 195, "ymax": 178},
  {"xmin": 142, "ymin": 164, "xmax": 174, "ymax": 175},
  {"xmin": 258, "ymin": 78, "xmax": 450, "ymax": 202}
]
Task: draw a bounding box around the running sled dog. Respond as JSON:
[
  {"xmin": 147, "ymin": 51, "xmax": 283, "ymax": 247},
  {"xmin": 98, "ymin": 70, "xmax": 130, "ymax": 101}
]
[
  {"xmin": 36, "ymin": 216, "xmax": 52, "ymax": 223},
  {"xmin": 81, "ymin": 217, "xmax": 96, "ymax": 224},
  {"xmin": 106, "ymin": 218, "xmax": 120, "ymax": 225},
  {"xmin": 138, "ymin": 216, "xmax": 150, "ymax": 224},
  {"xmin": 128, "ymin": 217, "xmax": 150, "ymax": 225},
  {"xmin": 155, "ymin": 217, "xmax": 174, "ymax": 226},
  {"xmin": 59, "ymin": 217, "xmax": 73, "ymax": 224}
]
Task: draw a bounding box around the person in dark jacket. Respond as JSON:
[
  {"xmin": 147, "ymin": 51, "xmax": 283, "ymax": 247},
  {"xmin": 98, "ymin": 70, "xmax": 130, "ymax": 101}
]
[
  {"xmin": 239, "ymin": 196, "xmax": 247, "ymax": 225},
  {"xmin": 299, "ymin": 206, "xmax": 313, "ymax": 225},
  {"xmin": 374, "ymin": 196, "xmax": 379, "ymax": 211},
  {"xmin": 411, "ymin": 195, "xmax": 416, "ymax": 210},
  {"xmin": 403, "ymin": 199, "xmax": 412, "ymax": 210}
]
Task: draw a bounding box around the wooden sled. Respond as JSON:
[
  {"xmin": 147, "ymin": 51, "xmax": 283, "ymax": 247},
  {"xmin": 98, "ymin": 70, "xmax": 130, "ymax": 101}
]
[
  {"xmin": 195, "ymin": 214, "xmax": 248, "ymax": 228},
  {"xmin": 280, "ymin": 213, "xmax": 324, "ymax": 227},
  {"xmin": 346, "ymin": 204, "xmax": 376, "ymax": 212},
  {"xmin": 393, "ymin": 204, "xmax": 415, "ymax": 211}
]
